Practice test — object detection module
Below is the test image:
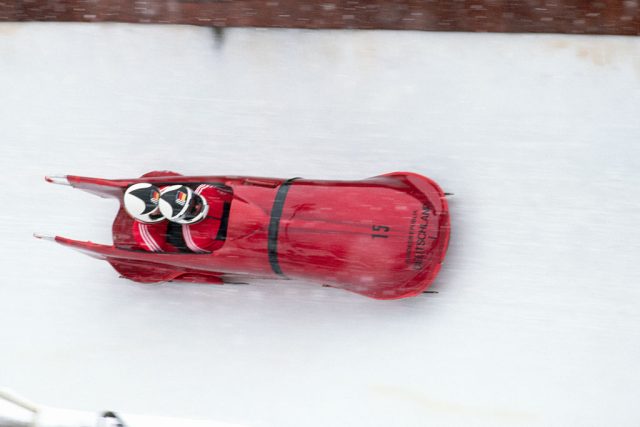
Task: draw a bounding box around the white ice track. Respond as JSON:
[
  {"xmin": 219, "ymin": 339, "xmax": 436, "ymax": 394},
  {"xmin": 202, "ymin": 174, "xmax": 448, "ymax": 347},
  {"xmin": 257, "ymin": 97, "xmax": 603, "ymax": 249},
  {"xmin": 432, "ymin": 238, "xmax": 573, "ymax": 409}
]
[{"xmin": 0, "ymin": 22, "xmax": 639, "ymax": 427}]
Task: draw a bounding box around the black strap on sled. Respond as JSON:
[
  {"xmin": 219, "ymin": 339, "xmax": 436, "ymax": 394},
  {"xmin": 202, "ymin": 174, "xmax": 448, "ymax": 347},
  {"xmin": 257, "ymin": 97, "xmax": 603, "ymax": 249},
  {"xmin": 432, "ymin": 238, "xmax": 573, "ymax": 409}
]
[
  {"xmin": 268, "ymin": 178, "xmax": 299, "ymax": 277},
  {"xmin": 214, "ymin": 201, "xmax": 231, "ymax": 241}
]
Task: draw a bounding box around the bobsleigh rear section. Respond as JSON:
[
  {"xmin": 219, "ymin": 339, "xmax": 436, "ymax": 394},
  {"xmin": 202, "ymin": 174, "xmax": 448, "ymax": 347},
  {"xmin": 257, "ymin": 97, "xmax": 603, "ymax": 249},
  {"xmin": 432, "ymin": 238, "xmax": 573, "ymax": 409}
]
[{"xmin": 41, "ymin": 171, "xmax": 450, "ymax": 299}]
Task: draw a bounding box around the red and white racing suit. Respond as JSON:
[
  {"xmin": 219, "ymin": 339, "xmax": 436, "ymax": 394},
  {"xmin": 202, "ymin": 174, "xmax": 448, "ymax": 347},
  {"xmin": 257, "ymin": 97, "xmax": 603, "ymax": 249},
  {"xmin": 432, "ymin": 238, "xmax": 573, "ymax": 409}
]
[
  {"xmin": 181, "ymin": 184, "xmax": 231, "ymax": 252},
  {"xmin": 132, "ymin": 184, "xmax": 231, "ymax": 253},
  {"xmin": 132, "ymin": 220, "xmax": 174, "ymax": 252}
]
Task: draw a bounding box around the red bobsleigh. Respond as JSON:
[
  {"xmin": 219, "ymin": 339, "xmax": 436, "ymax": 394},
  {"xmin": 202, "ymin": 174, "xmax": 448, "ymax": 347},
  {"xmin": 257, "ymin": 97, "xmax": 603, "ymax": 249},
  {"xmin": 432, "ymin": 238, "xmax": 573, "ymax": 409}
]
[{"xmin": 38, "ymin": 171, "xmax": 450, "ymax": 299}]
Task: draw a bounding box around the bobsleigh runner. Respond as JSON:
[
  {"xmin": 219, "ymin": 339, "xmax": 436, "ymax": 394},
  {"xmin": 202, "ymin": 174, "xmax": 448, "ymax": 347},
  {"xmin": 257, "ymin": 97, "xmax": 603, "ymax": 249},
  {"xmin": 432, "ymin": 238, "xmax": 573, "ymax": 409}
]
[{"xmin": 37, "ymin": 171, "xmax": 451, "ymax": 300}]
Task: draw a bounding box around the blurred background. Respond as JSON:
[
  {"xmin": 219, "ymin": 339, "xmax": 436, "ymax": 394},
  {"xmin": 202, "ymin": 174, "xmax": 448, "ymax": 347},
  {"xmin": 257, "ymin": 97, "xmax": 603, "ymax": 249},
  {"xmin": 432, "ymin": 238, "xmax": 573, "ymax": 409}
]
[{"xmin": 0, "ymin": 2, "xmax": 639, "ymax": 426}]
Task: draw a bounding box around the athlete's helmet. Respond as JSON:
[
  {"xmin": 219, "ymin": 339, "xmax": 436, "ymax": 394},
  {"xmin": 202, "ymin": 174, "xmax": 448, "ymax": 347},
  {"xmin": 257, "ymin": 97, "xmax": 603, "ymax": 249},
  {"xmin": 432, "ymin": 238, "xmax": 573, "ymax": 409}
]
[
  {"xmin": 123, "ymin": 183, "xmax": 163, "ymax": 224},
  {"xmin": 159, "ymin": 185, "xmax": 209, "ymax": 225}
]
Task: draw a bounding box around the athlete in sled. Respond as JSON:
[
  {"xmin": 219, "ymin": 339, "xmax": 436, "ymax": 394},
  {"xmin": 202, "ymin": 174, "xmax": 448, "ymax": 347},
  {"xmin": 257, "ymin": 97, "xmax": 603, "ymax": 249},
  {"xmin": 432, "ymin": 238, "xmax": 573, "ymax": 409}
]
[
  {"xmin": 37, "ymin": 171, "xmax": 451, "ymax": 300},
  {"xmin": 123, "ymin": 182, "xmax": 231, "ymax": 253}
]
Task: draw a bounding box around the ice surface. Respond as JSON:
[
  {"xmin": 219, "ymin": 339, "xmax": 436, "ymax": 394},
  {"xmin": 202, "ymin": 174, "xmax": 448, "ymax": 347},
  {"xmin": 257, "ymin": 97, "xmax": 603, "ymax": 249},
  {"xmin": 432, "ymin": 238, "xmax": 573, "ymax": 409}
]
[{"xmin": 0, "ymin": 23, "xmax": 639, "ymax": 427}]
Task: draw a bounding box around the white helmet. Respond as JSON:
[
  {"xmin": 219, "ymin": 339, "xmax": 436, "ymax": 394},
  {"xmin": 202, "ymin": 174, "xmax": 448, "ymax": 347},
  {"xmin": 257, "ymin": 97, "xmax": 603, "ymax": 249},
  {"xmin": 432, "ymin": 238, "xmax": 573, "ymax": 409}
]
[
  {"xmin": 123, "ymin": 183, "xmax": 163, "ymax": 224},
  {"xmin": 159, "ymin": 185, "xmax": 209, "ymax": 224}
]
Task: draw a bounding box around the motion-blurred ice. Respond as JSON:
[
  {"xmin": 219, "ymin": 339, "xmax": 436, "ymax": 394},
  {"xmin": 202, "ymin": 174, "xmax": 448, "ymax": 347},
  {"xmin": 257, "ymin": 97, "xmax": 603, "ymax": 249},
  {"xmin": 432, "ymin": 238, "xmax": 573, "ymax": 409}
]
[{"xmin": 0, "ymin": 23, "xmax": 639, "ymax": 427}]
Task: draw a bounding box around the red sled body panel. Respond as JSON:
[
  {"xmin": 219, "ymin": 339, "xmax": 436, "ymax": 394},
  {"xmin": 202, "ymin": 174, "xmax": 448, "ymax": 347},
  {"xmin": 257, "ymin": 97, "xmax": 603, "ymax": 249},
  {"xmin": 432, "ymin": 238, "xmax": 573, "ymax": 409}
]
[{"xmin": 44, "ymin": 171, "xmax": 451, "ymax": 299}]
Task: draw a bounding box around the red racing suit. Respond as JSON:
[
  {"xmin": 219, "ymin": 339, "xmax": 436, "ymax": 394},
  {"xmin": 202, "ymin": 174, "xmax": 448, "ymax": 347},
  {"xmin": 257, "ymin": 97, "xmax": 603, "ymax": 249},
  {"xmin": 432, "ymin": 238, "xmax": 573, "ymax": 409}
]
[
  {"xmin": 132, "ymin": 220, "xmax": 175, "ymax": 252},
  {"xmin": 132, "ymin": 184, "xmax": 231, "ymax": 253},
  {"xmin": 181, "ymin": 184, "xmax": 231, "ymax": 253}
]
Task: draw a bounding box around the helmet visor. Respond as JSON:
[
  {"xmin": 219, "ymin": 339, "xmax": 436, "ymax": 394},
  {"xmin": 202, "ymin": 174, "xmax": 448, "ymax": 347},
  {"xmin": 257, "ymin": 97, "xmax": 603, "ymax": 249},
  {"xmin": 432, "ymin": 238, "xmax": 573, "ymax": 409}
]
[{"xmin": 179, "ymin": 194, "xmax": 206, "ymax": 223}]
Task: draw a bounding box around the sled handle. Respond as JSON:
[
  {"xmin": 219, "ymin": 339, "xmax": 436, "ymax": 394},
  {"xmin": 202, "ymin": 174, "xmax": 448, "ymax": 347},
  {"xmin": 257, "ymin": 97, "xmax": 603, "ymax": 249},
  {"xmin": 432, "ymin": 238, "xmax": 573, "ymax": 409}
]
[{"xmin": 45, "ymin": 175, "xmax": 71, "ymax": 186}]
